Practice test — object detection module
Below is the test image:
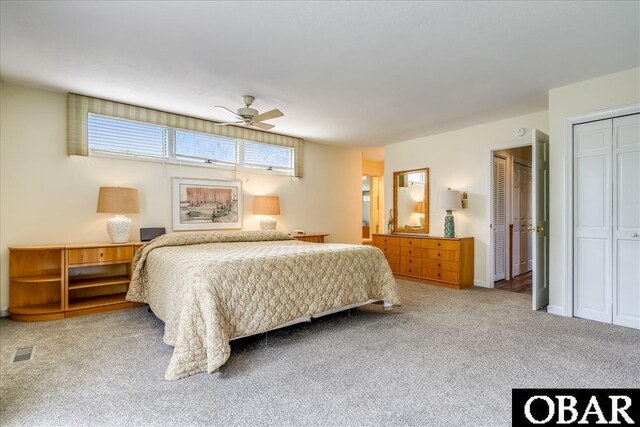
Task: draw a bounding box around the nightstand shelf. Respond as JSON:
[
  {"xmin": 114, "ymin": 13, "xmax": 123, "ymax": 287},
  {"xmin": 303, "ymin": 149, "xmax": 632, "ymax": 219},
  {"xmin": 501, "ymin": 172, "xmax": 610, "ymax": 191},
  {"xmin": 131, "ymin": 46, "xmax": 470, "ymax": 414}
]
[
  {"xmin": 12, "ymin": 274, "xmax": 61, "ymax": 284},
  {"xmin": 9, "ymin": 302, "xmax": 63, "ymax": 315},
  {"xmin": 292, "ymin": 233, "xmax": 329, "ymax": 243},
  {"xmin": 67, "ymin": 292, "xmax": 128, "ymax": 310},
  {"xmin": 68, "ymin": 275, "xmax": 130, "ymax": 290}
]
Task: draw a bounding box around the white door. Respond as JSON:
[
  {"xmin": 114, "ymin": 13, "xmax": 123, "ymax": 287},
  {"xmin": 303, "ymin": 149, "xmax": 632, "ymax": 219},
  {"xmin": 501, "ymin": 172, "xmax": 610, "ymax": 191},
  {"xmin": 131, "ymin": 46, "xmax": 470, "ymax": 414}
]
[
  {"xmin": 493, "ymin": 156, "xmax": 507, "ymax": 282},
  {"xmin": 526, "ymin": 166, "xmax": 533, "ymax": 272},
  {"xmin": 512, "ymin": 162, "xmax": 522, "ymax": 277},
  {"xmin": 612, "ymin": 115, "xmax": 640, "ymax": 329},
  {"xmin": 513, "ymin": 162, "xmax": 532, "ymax": 276},
  {"xmin": 574, "ymin": 120, "xmax": 613, "ymax": 323},
  {"xmin": 532, "ymin": 129, "xmax": 550, "ymax": 310}
]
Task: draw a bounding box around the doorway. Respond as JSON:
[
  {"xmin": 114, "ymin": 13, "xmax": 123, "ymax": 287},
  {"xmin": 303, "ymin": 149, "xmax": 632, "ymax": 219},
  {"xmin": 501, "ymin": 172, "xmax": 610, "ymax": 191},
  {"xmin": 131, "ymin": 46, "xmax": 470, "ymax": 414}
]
[
  {"xmin": 487, "ymin": 129, "xmax": 549, "ymax": 310},
  {"xmin": 362, "ymin": 175, "xmax": 382, "ymax": 243},
  {"xmin": 492, "ymin": 146, "xmax": 533, "ymax": 295}
]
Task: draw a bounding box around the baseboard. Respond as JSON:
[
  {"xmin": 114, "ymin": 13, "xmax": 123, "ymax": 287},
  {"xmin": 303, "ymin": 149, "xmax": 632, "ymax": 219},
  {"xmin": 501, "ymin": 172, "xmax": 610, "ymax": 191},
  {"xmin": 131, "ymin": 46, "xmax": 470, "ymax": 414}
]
[
  {"xmin": 474, "ymin": 279, "xmax": 489, "ymax": 288},
  {"xmin": 546, "ymin": 305, "xmax": 567, "ymax": 317},
  {"xmin": 0, "ymin": 308, "xmax": 9, "ymax": 318}
]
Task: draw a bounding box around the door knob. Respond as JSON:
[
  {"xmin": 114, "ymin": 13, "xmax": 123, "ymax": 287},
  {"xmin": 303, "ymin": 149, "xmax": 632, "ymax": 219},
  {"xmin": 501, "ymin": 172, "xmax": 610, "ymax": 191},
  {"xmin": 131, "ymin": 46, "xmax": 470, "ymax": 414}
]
[
  {"xmin": 527, "ymin": 226, "xmax": 544, "ymax": 232},
  {"xmin": 632, "ymin": 233, "xmax": 639, "ymax": 238}
]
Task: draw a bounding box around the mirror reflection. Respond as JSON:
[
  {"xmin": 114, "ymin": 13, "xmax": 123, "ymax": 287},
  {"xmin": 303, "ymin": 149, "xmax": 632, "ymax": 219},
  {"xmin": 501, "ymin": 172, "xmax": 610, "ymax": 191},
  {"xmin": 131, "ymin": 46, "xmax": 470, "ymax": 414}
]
[{"xmin": 393, "ymin": 168, "xmax": 429, "ymax": 233}]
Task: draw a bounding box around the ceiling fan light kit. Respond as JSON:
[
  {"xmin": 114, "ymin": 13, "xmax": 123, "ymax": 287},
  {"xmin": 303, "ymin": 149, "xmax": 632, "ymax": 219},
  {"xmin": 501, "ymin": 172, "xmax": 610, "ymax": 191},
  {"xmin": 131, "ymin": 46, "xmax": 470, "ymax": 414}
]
[{"xmin": 215, "ymin": 95, "xmax": 283, "ymax": 130}]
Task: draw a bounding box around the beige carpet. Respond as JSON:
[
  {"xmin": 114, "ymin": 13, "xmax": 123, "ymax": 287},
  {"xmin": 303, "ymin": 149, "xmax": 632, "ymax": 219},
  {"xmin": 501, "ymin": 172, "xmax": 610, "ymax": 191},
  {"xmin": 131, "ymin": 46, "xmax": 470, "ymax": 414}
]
[{"xmin": 1, "ymin": 280, "xmax": 639, "ymax": 426}]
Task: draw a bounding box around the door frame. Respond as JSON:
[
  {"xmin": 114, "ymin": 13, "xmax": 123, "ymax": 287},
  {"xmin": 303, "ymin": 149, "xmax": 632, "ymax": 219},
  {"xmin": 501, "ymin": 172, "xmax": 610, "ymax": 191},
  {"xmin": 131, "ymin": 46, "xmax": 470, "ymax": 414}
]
[
  {"xmin": 563, "ymin": 103, "xmax": 640, "ymax": 317},
  {"xmin": 486, "ymin": 139, "xmax": 533, "ymax": 289}
]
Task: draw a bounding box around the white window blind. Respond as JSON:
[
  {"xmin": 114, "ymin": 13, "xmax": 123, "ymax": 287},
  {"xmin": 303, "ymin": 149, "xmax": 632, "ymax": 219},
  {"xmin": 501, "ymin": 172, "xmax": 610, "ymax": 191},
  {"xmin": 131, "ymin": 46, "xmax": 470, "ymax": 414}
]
[
  {"xmin": 243, "ymin": 141, "xmax": 294, "ymax": 171},
  {"xmin": 174, "ymin": 130, "xmax": 237, "ymax": 164},
  {"xmin": 88, "ymin": 114, "xmax": 167, "ymax": 158},
  {"xmin": 87, "ymin": 113, "xmax": 295, "ymax": 175}
]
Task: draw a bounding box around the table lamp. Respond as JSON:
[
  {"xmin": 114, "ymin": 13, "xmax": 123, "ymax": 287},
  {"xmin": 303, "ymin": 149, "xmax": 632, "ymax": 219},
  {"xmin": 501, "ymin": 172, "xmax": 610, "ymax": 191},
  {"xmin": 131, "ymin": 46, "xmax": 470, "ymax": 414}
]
[
  {"xmin": 97, "ymin": 187, "xmax": 140, "ymax": 243},
  {"xmin": 438, "ymin": 188, "xmax": 462, "ymax": 238},
  {"xmin": 253, "ymin": 195, "xmax": 280, "ymax": 230}
]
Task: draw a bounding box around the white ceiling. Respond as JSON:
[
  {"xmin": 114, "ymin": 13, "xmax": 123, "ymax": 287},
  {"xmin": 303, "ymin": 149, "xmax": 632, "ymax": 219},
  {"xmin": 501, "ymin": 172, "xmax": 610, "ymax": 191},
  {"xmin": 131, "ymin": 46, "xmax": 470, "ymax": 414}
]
[{"xmin": 1, "ymin": 1, "xmax": 638, "ymax": 147}]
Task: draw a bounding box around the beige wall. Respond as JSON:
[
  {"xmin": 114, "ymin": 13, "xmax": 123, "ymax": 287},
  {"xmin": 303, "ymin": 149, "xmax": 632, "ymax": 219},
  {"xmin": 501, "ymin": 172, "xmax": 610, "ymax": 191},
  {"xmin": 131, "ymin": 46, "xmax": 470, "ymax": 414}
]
[
  {"xmin": 547, "ymin": 67, "xmax": 640, "ymax": 313},
  {"xmin": 384, "ymin": 111, "xmax": 549, "ymax": 286},
  {"xmin": 362, "ymin": 159, "xmax": 384, "ymax": 176},
  {"xmin": 0, "ymin": 83, "xmax": 363, "ymax": 311}
]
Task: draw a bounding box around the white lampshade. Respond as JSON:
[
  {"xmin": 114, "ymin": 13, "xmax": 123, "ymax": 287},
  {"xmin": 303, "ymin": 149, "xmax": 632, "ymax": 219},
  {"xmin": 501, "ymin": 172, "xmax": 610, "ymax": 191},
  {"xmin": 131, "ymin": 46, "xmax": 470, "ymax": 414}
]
[{"xmin": 438, "ymin": 189, "xmax": 462, "ymax": 210}]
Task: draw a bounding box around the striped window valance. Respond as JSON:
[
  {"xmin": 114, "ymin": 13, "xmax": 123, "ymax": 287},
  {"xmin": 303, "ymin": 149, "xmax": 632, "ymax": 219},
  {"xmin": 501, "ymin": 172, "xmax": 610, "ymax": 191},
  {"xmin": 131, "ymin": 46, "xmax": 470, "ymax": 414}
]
[{"xmin": 67, "ymin": 93, "xmax": 304, "ymax": 177}]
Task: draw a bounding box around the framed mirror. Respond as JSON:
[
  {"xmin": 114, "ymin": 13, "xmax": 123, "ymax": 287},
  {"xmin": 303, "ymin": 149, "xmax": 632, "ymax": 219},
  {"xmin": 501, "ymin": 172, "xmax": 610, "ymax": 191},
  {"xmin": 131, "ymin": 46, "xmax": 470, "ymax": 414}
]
[{"xmin": 393, "ymin": 168, "xmax": 429, "ymax": 234}]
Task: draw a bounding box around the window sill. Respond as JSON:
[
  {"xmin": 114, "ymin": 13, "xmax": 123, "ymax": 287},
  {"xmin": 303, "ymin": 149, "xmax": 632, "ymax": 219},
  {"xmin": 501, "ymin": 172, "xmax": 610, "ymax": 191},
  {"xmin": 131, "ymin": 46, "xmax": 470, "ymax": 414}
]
[{"xmin": 84, "ymin": 151, "xmax": 295, "ymax": 177}]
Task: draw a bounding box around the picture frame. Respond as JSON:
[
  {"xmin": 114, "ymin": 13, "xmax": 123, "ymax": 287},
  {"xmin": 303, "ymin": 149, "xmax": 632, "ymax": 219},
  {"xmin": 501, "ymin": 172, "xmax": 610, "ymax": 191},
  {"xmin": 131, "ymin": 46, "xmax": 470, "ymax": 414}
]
[{"xmin": 172, "ymin": 178, "xmax": 243, "ymax": 231}]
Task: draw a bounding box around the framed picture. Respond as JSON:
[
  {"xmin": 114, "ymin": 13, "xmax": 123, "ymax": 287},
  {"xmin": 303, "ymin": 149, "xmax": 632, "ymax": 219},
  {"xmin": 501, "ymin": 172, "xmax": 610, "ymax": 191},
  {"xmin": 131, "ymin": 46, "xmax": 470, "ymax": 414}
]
[{"xmin": 172, "ymin": 178, "xmax": 243, "ymax": 231}]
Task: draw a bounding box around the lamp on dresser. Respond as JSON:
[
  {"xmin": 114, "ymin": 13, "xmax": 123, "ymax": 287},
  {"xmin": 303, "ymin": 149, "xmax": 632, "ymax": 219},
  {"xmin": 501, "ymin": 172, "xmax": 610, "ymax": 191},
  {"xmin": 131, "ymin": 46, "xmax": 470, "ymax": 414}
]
[
  {"xmin": 253, "ymin": 195, "xmax": 280, "ymax": 230},
  {"xmin": 97, "ymin": 186, "xmax": 140, "ymax": 243},
  {"xmin": 438, "ymin": 188, "xmax": 462, "ymax": 238}
]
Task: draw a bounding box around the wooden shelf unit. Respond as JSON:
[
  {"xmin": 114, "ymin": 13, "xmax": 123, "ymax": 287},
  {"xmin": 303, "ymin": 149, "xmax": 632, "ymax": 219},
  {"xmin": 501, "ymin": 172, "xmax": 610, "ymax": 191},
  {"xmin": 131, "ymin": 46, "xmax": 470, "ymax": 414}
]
[{"xmin": 9, "ymin": 242, "xmax": 143, "ymax": 321}]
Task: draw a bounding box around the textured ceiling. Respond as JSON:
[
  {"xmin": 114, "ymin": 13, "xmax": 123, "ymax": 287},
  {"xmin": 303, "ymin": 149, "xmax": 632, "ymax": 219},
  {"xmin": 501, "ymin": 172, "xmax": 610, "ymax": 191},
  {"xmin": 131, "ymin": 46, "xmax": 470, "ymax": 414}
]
[{"xmin": 1, "ymin": 1, "xmax": 638, "ymax": 147}]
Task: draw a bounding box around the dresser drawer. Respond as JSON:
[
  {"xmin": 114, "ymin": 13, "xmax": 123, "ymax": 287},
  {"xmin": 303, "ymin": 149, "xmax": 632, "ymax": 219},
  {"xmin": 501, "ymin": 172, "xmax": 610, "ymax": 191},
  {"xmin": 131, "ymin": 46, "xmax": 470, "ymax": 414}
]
[
  {"xmin": 400, "ymin": 263, "xmax": 420, "ymax": 276},
  {"xmin": 422, "ymin": 268, "xmax": 459, "ymax": 283},
  {"xmin": 421, "ymin": 239, "xmax": 460, "ymax": 251},
  {"xmin": 372, "ymin": 235, "xmax": 399, "ymax": 246},
  {"xmin": 422, "ymin": 249, "xmax": 459, "ymax": 261},
  {"xmin": 384, "ymin": 254, "xmax": 400, "ymax": 265},
  {"xmin": 400, "ymin": 256, "xmax": 422, "ymax": 269},
  {"xmin": 400, "ymin": 246, "xmax": 421, "ymax": 257},
  {"xmin": 68, "ymin": 246, "xmax": 133, "ymax": 265},
  {"xmin": 423, "ymin": 259, "xmax": 459, "ymax": 273},
  {"xmin": 374, "ymin": 244, "xmax": 400, "ymax": 255},
  {"xmin": 399, "ymin": 237, "xmax": 421, "ymax": 248}
]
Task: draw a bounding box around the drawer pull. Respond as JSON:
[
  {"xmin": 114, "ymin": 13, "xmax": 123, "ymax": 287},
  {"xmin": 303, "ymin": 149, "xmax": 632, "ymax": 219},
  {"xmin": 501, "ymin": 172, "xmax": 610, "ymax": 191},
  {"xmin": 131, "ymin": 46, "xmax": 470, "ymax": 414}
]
[
  {"xmin": 438, "ymin": 252, "xmax": 441, "ymax": 257},
  {"xmin": 437, "ymin": 273, "xmax": 441, "ymax": 277},
  {"xmin": 409, "ymin": 241, "xmax": 412, "ymax": 245},
  {"xmin": 409, "ymin": 259, "xmax": 412, "ymax": 264},
  {"xmin": 99, "ymin": 252, "xmax": 104, "ymax": 258},
  {"xmin": 438, "ymin": 263, "xmax": 441, "ymax": 267},
  {"xmin": 384, "ymin": 247, "xmax": 387, "ymax": 252},
  {"xmin": 437, "ymin": 242, "xmax": 441, "ymax": 246}
]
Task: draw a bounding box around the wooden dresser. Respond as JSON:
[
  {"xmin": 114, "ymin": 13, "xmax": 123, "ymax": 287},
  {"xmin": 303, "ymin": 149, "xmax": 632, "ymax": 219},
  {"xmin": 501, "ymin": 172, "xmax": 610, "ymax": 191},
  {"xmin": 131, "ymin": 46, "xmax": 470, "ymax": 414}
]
[
  {"xmin": 9, "ymin": 242, "xmax": 143, "ymax": 321},
  {"xmin": 372, "ymin": 233, "xmax": 474, "ymax": 289}
]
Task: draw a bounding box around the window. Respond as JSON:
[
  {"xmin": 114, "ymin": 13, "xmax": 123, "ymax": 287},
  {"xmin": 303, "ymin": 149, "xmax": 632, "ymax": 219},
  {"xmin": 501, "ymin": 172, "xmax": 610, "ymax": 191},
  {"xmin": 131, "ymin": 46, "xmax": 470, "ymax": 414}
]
[
  {"xmin": 174, "ymin": 130, "xmax": 237, "ymax": 164},
  {"xmin": 87, "ymin": 113, "xmax": 294, "ymax": 175},
  {"xmin": 88, "ymin": 114, "xmax": 167, "ymax": 158},
  {"xmin": 243, "ymin": 141, "xmax": 293, "ymax": 172}
]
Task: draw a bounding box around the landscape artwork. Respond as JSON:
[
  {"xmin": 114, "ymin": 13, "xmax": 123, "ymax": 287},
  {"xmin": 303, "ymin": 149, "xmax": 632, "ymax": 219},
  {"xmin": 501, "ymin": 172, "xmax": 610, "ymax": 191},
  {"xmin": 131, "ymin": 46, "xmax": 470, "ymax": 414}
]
[{"xmin": 172, "ymin": 178, "xmax": 242, "ymax": 230}]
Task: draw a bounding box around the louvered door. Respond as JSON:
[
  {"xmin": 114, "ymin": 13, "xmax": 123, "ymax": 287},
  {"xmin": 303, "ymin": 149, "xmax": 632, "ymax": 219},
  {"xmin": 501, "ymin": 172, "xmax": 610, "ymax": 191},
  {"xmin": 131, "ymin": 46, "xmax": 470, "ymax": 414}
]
[{"xmin": 493, "ymin": 156, "xmax": 507, "ymax": 281}]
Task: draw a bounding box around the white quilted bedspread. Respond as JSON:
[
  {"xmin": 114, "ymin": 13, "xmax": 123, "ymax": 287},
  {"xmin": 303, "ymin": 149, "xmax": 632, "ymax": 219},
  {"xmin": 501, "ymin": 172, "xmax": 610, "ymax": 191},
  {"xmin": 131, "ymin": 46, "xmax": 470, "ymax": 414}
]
[{"xmin": 126, "ymin": 231, "xmax": 400, "ymax": 380}]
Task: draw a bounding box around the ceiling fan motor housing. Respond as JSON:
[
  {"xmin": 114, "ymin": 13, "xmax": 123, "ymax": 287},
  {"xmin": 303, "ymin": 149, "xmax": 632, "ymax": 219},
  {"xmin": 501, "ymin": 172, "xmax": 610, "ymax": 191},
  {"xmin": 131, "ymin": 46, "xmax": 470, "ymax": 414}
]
[{"xmin": 237, "ymin": 107, "xmax": 259, "ymax": 119}]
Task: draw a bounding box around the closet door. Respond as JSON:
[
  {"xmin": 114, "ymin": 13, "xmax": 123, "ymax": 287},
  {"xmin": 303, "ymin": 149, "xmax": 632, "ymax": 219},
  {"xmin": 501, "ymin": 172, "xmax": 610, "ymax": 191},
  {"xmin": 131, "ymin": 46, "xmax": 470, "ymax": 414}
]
[
  {"xmin": 493, "ymin": 156, "xmax": 507, "ymax": 281},
  {"xmin": 613, "ymin": 114, "xmax": 640, "ymax": 329},
  {"xmin": 574, "ymin": 120, "xmax": 613, "ymax": 323}
]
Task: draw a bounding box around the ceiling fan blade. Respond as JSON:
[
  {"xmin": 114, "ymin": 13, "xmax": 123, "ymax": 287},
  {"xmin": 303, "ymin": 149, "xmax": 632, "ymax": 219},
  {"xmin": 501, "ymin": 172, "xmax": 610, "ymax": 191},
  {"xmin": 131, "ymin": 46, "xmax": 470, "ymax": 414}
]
[
  {"xmin": 253, "ymin": 109, "xmax": 283, "ymax": 123},
  {"xmin": 251, "ymin": 122, "xmax": 275, "ymax": 130},
  {"xmin": 215, "ymin": 121, "xmax": 243, "ymax": 126},
  {"xmin": 214, "ymin": 106, "xmax": 242, "ymax": 120}
]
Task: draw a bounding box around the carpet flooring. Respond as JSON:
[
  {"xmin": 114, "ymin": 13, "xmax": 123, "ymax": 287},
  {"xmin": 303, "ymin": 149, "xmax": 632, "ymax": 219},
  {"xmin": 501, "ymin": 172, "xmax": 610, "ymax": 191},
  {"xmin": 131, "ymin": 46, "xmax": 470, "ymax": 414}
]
[{"xmin": 1, "ymin": 280, "xmax": 639, "ymax": 426}]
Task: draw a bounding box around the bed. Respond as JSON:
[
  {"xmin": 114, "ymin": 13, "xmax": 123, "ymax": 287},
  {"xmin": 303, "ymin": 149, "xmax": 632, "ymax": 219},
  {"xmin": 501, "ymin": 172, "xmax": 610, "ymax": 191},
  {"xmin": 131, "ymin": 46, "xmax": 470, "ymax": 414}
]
[{"xmin": 126, "ymin": 230, "xmax": 401, "ymax": 380}]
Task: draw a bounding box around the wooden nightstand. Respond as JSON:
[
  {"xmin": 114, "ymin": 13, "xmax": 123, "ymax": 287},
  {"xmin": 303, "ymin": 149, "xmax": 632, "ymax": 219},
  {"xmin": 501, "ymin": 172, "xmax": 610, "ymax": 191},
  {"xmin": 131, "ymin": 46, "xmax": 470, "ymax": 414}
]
[
  {"xmin": 291, "ymin": 233, "xmax": 329, "ymax": 243},
  {"xmin": 9, "ymin": 242, "xmax": 143, "ymax": 321}
]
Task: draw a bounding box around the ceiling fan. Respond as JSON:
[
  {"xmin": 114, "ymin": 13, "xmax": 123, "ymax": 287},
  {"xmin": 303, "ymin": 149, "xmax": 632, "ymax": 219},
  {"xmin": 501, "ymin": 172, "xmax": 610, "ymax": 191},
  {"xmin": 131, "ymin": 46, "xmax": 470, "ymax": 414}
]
[{"xmin": 215, "ymin": 95, "xmax": 283, "ymax": 130}]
